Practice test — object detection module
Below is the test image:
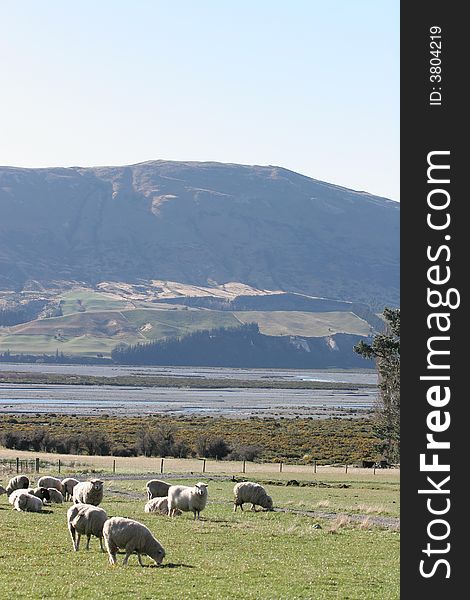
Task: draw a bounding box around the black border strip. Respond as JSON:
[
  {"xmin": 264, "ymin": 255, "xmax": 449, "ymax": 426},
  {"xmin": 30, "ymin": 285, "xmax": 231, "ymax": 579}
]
[{"xmin": 401, "ymin": 2, "xmax": 465, "ymax": 594}]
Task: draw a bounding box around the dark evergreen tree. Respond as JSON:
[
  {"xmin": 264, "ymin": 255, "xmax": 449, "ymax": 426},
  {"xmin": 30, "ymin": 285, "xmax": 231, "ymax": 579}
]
[{"xmin": 354, "ymin": 308, "xmax": 400, "ymax": 462}]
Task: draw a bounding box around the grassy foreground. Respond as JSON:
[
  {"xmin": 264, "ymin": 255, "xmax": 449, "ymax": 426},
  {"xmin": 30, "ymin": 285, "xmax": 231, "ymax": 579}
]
[{"xmin": 0, "ymin": 476, "xmax": 399, "ymax": 599}]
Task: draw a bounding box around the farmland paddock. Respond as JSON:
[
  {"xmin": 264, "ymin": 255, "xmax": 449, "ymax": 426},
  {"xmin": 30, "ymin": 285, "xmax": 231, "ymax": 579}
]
[{"xmin": 0, "ymin": 448, "xmax": 400, "ymax": 479}]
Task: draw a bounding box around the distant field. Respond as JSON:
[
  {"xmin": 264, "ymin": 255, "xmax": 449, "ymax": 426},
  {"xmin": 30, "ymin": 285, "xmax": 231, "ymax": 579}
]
[
  {"xmin": 0, "ymin": 473, "xmax": 399, "ymax": 599},
  {"xmin": 0, "ymin": 288, "xmax": 372, "ymax": 357},
  {"xmin": 235, "ymin": 310, "xmax": 372, "ymax": 337},
  {"xmin": 59, "ymin": 290, "xmax": 131, "ymax": 315}
]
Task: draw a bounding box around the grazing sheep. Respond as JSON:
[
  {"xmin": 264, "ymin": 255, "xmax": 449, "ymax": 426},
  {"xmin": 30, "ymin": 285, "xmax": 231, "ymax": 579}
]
[
  {"xmin": 47, "ymin": 488, "xmax": 64, "ymax": 504},
  {"xmin": 233, "ymin": 482, "xmax": 273, "ymax": 512},
  {"xmin": 67, "ymin": 503, "xmax": 108, "ymax": 551},
  {"xmin": 167, "ymin": 482, "xmax": 208, "ymax": 520},
  {"xmin": 73, "ymin": 479, "xmax": 103, "ymax": 506},
  {"xmin": 144, "ymin": 497, "xmax": 181, "ymax": 516},
  {"xmin": 37, "ymin": 476, "xmax": 63, "ymax": 493},
  {"xmin": 103, "ymin": 517, "xmax": 165, "ymax": 566},
  {"xmin": 14, "ymin": 493, "xmax": 43, "ymax": 512},
  {"xmin": 62, "ymin": 478, "xmax": 80, "ymax": 501},
  {"xmin": 6, "ymin": 475, "xmax": 30, "ymax": 496},
  {"xmin": 146, "ymin": 479, "xmax": 171, "ymax": 501},
  {"xmin": 0, "ymin": 485, "xmax": 8, "ymax": 496},
  {"xmin": 26, "ymin": 487, "xmax": 51, "ymax": 502}
]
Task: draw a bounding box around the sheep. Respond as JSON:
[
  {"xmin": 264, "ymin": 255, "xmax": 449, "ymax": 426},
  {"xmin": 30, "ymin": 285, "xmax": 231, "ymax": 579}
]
[
  {"xmin": 167, "ymin": 482, "xmax": 208, "ymax": 520},
  {"xmin": 47, "ymin": 488, "xmax": 64, "ymax": 503},
  {"xmin": 8, "ymin": 489, "xmax": 31, "ymax": 506},
  {"xmin": 26, "ymin": 487, "xmax": 51, "ymax": 502},
  {"xmin": 144, "ymin": 497, "xmax": 181, "ymax": 516},
  {"xmin": 61, "ymin": 478, "xmax": 80, "ymax": 501},
  {"xmin": 37, "ymin": 476, "xmax": 63, "ymax": 493},
  {"xmin": 103, "ymin": 517, "xmax": 165, "ymax": 567},
  {"xmin": 73, "ymin": 479, "xmax": 103, "ymax": 506},
  {"xmin": 146, "ymin": 479, "xmax": 171, "ymax": 501},
  {"xmin": 233, "ymin": 481, "xmax": 273, "ymax": 512},
  {"xmin": 67, "ymin": 503, "xmax": 108, "ymax": 551},
  {"xmin": 6, "ymin": 475, "xmax": 29, "ymax": 496},
  {"xmin": 14, "ymin": 493, "xmax": 43, "ymax": 512}
]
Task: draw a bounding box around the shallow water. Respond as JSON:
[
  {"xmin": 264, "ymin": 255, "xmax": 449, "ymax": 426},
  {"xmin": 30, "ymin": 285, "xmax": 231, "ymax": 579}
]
[{"xmin": 0, "ymin": 362, "xmax": 377, "ymax": 384}]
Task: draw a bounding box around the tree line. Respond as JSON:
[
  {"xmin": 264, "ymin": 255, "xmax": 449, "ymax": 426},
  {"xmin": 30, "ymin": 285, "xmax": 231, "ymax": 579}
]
[{"xmin": 0, "ymin": 425, "xmax": 261, "ymax": 461}]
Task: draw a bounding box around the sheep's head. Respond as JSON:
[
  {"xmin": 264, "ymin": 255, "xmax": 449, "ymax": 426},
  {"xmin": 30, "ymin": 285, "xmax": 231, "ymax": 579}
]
[
  {"xmin": 150, "ymin": 544, "xmax": 165, "ymax": 566},
  {"xmin": 38, "ymin": 487, "xmax": 50, "ymax": 502},
  {"xmin": 263, "ymin": 495, "xmax": 273, "ymax": 511},
  {"xmin": 195, "ymin": 482, "xmax": 208, "ymax": 496},
  {"xmin": 90, "ymin": 479, "xmax": 103, "ymax": 491}
]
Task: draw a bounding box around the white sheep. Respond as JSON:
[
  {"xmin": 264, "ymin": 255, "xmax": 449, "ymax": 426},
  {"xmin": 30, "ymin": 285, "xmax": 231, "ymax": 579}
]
[
  {"xmin": 14, "ymin": 493, "xmax": 43, "ymax": 512},
  {"xmin": 73, "ymin": 479, "xmax": 103, "ymax": 506},
  {"xmin": 103, "ymin": 517, "xmax": 165, "ymax": 567},
  {"xmin": 8, "ymin": 489, "xmax": 31, "ymax": 506},
  {"xmin": 233, "ymin": 481, "xmax": 273, "ymax": 512},
  {"xmin": 6, "ymin": 475, "xmax": 30, "ymax": 495},
  {"xmin": 167, "ymin": 482, "xmax": 208, "ymax": 519},
  {"xmin": 67, "ymin": 503, "xmax": 108, "ymax": 551},
  {"xmin": 61, "ymin": 478, "xmax": 80, "ymax": 501},
  {"xmin": 47, "ymin": 488, "xmax": 64, "ymax": 503},
  {"xmin": 144, "ymin": 496, "xmax": 181, "ymax": 516},
  {"xmin": 37, "ymin": 476, "xmax": 63, "ymax": 493},
  {"xmin": 146, "ymin": 479, "xmax": 171, "ymax": 501}
]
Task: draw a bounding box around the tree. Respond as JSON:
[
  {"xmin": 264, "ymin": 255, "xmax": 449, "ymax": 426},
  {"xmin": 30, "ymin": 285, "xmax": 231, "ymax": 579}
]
[{"xmin": 354, "ymin": 308, "xmax": 400, "ymax": 462}]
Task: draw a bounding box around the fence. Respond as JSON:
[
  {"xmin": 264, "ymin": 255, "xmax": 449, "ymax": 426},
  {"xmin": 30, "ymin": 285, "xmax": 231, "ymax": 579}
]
[{"xmin": 0, "ymin": 454, "xmax": 398, "ymax": 478}]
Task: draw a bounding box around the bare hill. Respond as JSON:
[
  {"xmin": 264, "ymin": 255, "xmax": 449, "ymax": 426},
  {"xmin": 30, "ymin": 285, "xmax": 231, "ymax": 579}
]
[{"xmin": 0, "ymin": 161, "xmax": 399, "ymax": 308}]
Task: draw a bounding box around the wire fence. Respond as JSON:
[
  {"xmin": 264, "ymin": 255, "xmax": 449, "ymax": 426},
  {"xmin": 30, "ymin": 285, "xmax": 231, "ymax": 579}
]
[{"xmin": 0, "ymin": 454, "xmax": 398, "ymax": 479}]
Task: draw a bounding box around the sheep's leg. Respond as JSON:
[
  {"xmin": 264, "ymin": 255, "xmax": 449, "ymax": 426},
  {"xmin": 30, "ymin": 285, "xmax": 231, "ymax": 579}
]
[
  {"xmin": 99, "ymin": 536, "xmax": 105, "ymax": 553},
  {"xmin": 233, "ymin": 503, "xmax": 237, "ymax": 512},
  {"xmin": 108, "ymin": 552, "xmax": 117, "ymax": 565},
  {"xmin": 251, "ymin": 504, "xmax": 257, "ymax": 512},
  {"xmin": 86, "ymin": 534, "xmax": 91, "ymax": 550},
  {"xmin": 137, "ymin": 553, "xmax": 145, "ymax": 567},
  {"xmin": 106, "ymin": 541, "xmax": 118, "ymax": 565},
  {"xmin": 76, "ymin": 533, "xmax": 81, "ymax": 551},
  {"xmin": 69, "ymin": 526, "xmax": 78, "ymax": 551},
  {"xmin": 123, "ymin": 550, "xmax": 133, "ymax": 566}
]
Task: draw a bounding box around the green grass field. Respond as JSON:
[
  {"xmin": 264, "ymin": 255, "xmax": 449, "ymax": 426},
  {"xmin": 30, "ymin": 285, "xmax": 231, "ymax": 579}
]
[
  {"xmin": 0, "ymin": 475, "xmax": 399, "ymax": 599},
  {"xmin": 0, "ymin": 288, "xmax": 373, "ymax": 357}
]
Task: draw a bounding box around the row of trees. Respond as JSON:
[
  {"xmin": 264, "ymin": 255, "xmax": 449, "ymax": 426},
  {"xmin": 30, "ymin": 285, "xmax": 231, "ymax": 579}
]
[{"xmin": 0, "ymin": 425, "xmax": 261, "ymax": 461}]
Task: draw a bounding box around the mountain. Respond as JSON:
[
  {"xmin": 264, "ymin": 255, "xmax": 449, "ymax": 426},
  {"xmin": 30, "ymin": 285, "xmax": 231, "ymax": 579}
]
[{"xmin": 0, "ymin": 161, "xmax": 399, "ymax": 308}]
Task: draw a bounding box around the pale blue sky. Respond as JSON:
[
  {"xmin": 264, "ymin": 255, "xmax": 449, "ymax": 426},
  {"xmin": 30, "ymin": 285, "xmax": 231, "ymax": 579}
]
[{"xmin": 0, "ymin": 1, "xmax": 399, "ymax": 200}]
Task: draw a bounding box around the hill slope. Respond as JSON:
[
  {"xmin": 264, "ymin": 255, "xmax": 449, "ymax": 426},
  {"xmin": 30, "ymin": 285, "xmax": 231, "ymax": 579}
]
[{"xmin": 0, "ymin": 161, "xmax": 399, "ymax": 308}]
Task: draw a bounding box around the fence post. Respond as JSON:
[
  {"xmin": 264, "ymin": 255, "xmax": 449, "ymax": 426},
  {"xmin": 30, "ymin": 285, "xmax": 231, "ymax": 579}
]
[
  {"xmin": 202, "ymin": 459, "xmax": 206, "ymax": 474},
  {"xmin": 242, "ymin": 460, "xmax": 246, "ymax": 474},
  {"xmin": 313, "ymin": 460, "xmax": 317, "ymax": 474},
  {"xmin": 373, "ymin": 465, "xmax": 376, "ymax": 475},
  {"xmin": 35, "ymin": 458, "xmax": 40, "ymax": 473},
  {"xmin": 58, "ymin": 459, "xmax": 61, "ymax": 474},
  {"xmin": 160, "ymin": 458, "xmax": 164, "ymax": 474},
  {"xmin": 16, "ymin": 457, "xmax": 19, "ymax": 474},
  {"xmin": 279, "ymin": 461, "xmax": 283, "ymax": 473},
  {"xmin": 113, "ymin": 459, "xmax": 116, "ymax": 474},
  {"xmin": 345, "ymin": 464, "xmax": 348, "ymax": 474}
]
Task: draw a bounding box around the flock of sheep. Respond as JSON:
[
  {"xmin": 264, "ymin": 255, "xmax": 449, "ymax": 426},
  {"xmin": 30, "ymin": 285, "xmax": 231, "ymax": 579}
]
[{"xmin": 1, "ymin": 474, "xmax": 273, "ymax": 567}]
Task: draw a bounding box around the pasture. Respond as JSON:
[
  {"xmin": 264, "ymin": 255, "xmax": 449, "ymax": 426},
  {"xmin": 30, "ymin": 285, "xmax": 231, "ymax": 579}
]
[
  {"xmin": 0, "ymin": 286, "xmax": 374, "ymax": 358},
  {"xmin": 0, "ymin": 473, "xmax": 399, "ymax": 599}
]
